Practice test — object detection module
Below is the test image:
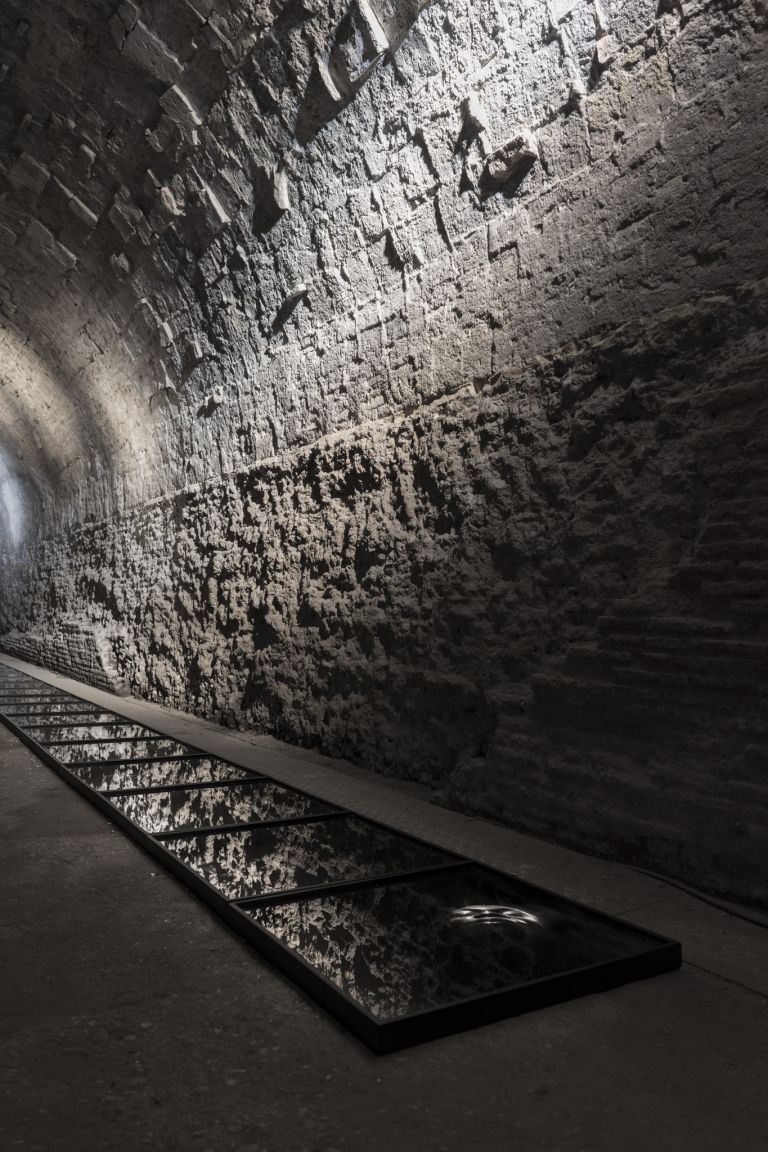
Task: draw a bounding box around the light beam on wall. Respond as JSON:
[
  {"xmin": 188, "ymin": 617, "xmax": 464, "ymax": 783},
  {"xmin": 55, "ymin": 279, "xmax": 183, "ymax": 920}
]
[{"xmin": 0, "ymin": 446, "xmax": 25, "ymax": 549}]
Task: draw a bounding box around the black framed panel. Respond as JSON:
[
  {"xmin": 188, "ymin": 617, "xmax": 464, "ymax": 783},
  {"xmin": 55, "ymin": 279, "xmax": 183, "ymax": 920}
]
[
  {"xmin": 45, "ymin": 737, "xmax": 198, "ymax": 764},
  {"xmin": 0, "ymin": 665, "xmax": 681, "ymax": 1052},
  {"xmin": 67, "ymin": 755, "xmax": 257, "ymax": 792},
  {"xmin": 22, "ymin": 720, "xmax": 146, "ymax": 737},
  {"xmin": 0, "ymin": 698, "xmax": 117, "ymax": 714},
  {"xmin": 241, "ymin": 863, "xmax": 679, "ymax": 1051},
  {"xmin": 108, "ymin": 777, "xmax": 341, "ymax": 835},
  {"xmin": 161, "ymin": 813, "xmax": 457, "ymax": 901},
  {"xmin": 0, "ymin": 693, "xmax": 74, "ymax": 704}
]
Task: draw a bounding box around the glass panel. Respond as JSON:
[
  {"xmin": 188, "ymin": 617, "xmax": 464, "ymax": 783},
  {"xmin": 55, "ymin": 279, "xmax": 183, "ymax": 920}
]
[
  {"xmin": 110, "ymin": 779, "xmax": 337, "ymax": 834},
  {"xmin": 1, "ymin": 680, "xmax": 56, "ymax": 686},
  {"xmin": 0, "ymin": 693, "xmax": 72, "ymax": 704},
  {"xmin": 164, "ymin": 815, "xmax": 454, "ymax": 901},
  {"xmin": 246, "ymin": 865, "xmax": 662, "ymax": 1021},
  {"xmin": 23, "ymin": 722, "xmax": 154, "ymax": 743},
  {"xmin": 48, "ymin": 738, "xmax": 195, "ymax": 764},
  {"xmin": 70, "ymin": 757, "xmax": 254, "ymax": 792},
  {"xmin": 2, "ymin": 705, "xmax": 117, "ymax": 722},
  {"xmin": 0, "ymin": 683, "xmax": 66, "ymax": 691}
]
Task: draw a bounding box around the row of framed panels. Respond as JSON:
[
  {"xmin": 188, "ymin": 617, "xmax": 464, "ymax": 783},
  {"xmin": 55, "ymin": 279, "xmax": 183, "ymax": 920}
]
[{"xmin": 0, "ymin": 666, "xmax": 681, "ymax": 1052}]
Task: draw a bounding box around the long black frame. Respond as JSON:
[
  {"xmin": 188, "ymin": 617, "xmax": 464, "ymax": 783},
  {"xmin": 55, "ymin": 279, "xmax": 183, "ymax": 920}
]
[{"xmin": 0, "ymin": 664, "xmax": 681, "ymax": 1053}]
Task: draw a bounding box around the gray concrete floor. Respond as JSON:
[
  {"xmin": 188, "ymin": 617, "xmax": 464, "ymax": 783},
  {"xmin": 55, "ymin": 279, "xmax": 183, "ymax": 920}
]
[{"xmin": 1, "ymin": 656, "xmax": 767, "ymax": 1152}]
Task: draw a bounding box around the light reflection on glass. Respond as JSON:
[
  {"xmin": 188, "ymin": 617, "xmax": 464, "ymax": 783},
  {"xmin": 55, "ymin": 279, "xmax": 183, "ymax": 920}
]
[
  {"xmin": 24, "ymin": 722, "xmax": 152, "ymax": 743},
  {"xmin": 110, "ymin": 779, "xmax": 336, "ymax": 834},
  {"xmin": 49, "ymin": 738, "xmax": 194, "ymax": 764},
  {"xmin": 451, "ymin": 904, "xmax": 540, "ymax": 926},
  {"xmin": 73, "ymin": 756, "xmax": 251, "ymax": 791},
  {"xmin": 5, "ymin": 706, "xmax": 118, "ymax": 722},
  {"xmin": 165, "ymin": 815, "xmax": 453, "ymax": 901},
  {"xmin": 248, "ymin": 866, "xmax": 657, "ymax": 1020}
]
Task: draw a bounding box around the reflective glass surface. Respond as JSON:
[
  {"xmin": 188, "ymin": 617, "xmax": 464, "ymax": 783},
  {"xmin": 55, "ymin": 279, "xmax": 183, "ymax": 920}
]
[
  {"xmin": 109, "ymin": 779, "xmax": 337, "ymax": 834},
  {"xmin": 0, "ymin": 694, "xmax": 73, "ymax": 705},
  {"xmin": 247, "ymin": 865, "xmax": 662, "ymax": 1020},
  {"xmin": 2, "ymin": 705, "xmax": 118, "ymax": 722},
  {"xmin": 69, "ymin": 756, "xmax": 254, "ymax": 792},
  {"xmin": 0, "ymin": 667, "xmax": 678, "ymax": 1049},
  {"xmin": 0, "ymin": 681, "xmax": 65, "ymax": 691},
  {"xmin": 46, "ymin": 738, "xmax": 195, "ymax": 764},
  {"xmin": 164, "ymin": 815, "xmax": 454, "ymax": 900},
  {"xmin": 23, "ymin": 722, "xmax": 154, "ymax": 743}
]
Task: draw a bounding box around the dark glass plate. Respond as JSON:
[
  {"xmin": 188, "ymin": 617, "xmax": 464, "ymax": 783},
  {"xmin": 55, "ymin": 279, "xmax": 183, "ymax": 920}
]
[
  {"xmin": 71, "ymin": 757, "xmax": 255, "ymax": 792},
  {"xmin": 46, "ymin": 738, "xmax": 195, "ymax": 764},
  {"xmin": 0, "ymin": 684, "xmax": 65, "ymax": 693},
  {"xmin": 109, "ymin": 779, "xmax": 338, "ymax": 834},
  {"xmin": 164, "ymin": 815, "xmax": 455, "ymax": 901},
  {"xmin": 23, "ymin": 722, "xmax": 155, "ymax": 743},
  {"xmin": 246, "ymin": 864, "xmax": 669, "ymax": 1022}
]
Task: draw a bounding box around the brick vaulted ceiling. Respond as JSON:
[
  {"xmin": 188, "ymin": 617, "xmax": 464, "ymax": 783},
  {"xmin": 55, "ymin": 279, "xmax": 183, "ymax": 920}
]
[
  {"xmin": 2, "ymin": 0, "xmax": 763, "ymax": 549},
  {"xmin": 0, "ymin": 1, "xmax": 448, "ymax": 531},
  {"xmin": 2, "ymin": 0, "xmax": 646, "ymax": 548}
]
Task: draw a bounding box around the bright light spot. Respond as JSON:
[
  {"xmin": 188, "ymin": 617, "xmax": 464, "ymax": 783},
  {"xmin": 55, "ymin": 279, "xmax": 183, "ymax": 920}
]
[
  {"xmin": 451, "ymin": 905, "xmax": 540, "ymax": 926},
  {"xmin": 0, "ymin": 448, "xmax": 25, "ymax": 548}
]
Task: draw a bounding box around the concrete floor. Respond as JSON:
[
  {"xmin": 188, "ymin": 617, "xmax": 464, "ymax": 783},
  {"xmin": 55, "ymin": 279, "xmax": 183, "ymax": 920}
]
[{"xmin": 1, "ymin": 657, "xmax": 767, "ymax": 1152}]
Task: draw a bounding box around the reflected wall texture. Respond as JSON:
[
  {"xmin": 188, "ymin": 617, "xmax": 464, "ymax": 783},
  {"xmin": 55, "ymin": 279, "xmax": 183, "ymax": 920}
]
[{"xmin": 1, "ymin": 0, "xmax": 768, "ymax": 905}]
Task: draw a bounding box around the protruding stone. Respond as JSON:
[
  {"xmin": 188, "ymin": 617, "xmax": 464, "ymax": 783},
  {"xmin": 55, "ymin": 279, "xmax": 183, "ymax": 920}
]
[
  {"xmin": 150, "ymin": 185, "xmax": 184, "ymax": 231},
  {"xmin": 110, "ymin": 251, "xmax": 131, "ymax": 278},
  {"xmin": 462, "ymin": 94, "xmax": 488, "ymax": 137},
  {"xmin": 594, "ymin": 34, "xmax": 619, "ymax": 70},
  {"xmin": 143, "ymin": 169, "xmax": 162, "ymax": 198},
  {"xmin": 334, "ymin": 0, "xmax": 390, "ymax": 89},
  {"xmin": 68, "ymin": 196, "xmax": 99, "ymax": 228},
  {"xmin": 316, "ymin": 57, "xmax": 344, "ymax": 105},
  {"xmin": 25, "ymin": 217, "xmax": 55, "ymax": 250},
  {"xmin": 273, "ymin": 167, "xmax": 291, "ymax": 213},
  {"xmin": 284, "ymin": 282, "xmax": 308, "ymax": 306},
  {"xmin": 160, "ymin": 85, "xmax": 203, "ymax": 135},
  {"xmin": 9, "ymin": 152, "xmax": 50, "ymax": 195},
  {"xmin": 149, "ymin": 383, "xmax": 179, "ymax": 412},
  {"xmin": 108, "ymin": 187, "xmax": 151, "ymax": 244},
  {"xmin": 120, "ymin": 21, "xmax": 183, "ymax": 85},
  {"xmin": 593, "ymin": 0, "xmax": 611, "ymax": 36},
  {"xmin": 186, "ymin": 336, "xmax": 204, "ymax": 365},
  {"xmin": 201, "ymin": 185, "xmax": 231, "ymax": 233},
  {"xmin": 484, "ymin": 130, "xmax": 539, "ymax": 191},
  {"xmin": 76, "ymin": 142, "xmax": 97, "ymax": 176},
  {"xmin": 52, "ymin": 241, "xmax": 78, "ymax": 269}
]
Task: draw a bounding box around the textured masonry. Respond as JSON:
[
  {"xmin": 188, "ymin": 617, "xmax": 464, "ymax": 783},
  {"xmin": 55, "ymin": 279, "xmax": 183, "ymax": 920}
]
[{"xmin": 1, "ymin": 0, "xmax": 768, "ymax": 905}]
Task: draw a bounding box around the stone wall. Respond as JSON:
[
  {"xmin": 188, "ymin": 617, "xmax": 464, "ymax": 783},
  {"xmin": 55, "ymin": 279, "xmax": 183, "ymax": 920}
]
[
  {"xmin": 4, "ymin": 278, "xmax": 768, "ymax": 905},
  {"xmin": 1, "ymin": 619, "xmax": 129, "ymax": 695},
  {"xmin": 1, "ymin": 0, "xmax": 768, "ymax": 905},
  {"xmin": 1, "ymin": 0, "xmax": 766, "ymax": 523}
]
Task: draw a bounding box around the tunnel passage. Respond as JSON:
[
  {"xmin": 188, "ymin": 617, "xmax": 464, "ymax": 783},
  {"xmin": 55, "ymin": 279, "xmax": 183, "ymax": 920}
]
[{"xmin": 1, "ymin": 0, "xmax": 768, "ymax": 907}]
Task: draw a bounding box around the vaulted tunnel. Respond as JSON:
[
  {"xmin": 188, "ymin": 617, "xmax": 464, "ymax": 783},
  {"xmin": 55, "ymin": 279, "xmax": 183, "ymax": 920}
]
[{"xmin": 1, "ymin": 0, "xmax": 768, "ymax": 909}]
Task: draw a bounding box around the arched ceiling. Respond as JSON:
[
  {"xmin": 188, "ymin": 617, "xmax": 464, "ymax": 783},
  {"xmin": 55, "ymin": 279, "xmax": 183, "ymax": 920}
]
[{"xmin": 0, "ymin": 0, "xmax": 440, "ymax": 541}]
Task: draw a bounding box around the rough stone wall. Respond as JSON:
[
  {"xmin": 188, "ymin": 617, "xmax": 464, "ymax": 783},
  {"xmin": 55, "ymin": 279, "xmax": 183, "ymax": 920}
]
[
  {"xmin": 4, "ymin": 278, "xmax": 768, "ymax": 904},
  {"xmin": 2, "ymin": 0, "xmax": 766, "ymax": 523},
  {"xmin": 1, "ymin": 619, "xmax": 129, "ymax": 694},
  {"xmin": 2, "ymin": 0, "xmax": 768, "ymax": 904}
]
